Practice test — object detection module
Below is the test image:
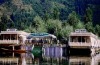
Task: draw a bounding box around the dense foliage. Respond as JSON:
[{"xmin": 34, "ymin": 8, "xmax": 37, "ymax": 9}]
[{"xmin": 0, "ymin": 0, "xmax": 100, "ymax": 40}]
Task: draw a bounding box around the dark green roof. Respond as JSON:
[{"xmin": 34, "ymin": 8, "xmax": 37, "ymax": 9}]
[
  {"xmin": 30, "ymin": 33, "xmax": 49, "ymax": 36},
  {"xmin": 27, "ymin": 33, "xmax": 50, "ymax": 39}
]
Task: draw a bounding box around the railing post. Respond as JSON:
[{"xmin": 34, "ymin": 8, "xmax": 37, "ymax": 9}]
[
  {"xmin": 10, "ymin": 34, "xmax": 11, "ymax": 40},
  {"xmin": 17, "ymin": 34, "xmax": 18, "ymax": 44},
  {"xmin": 13, "ymin": 46, "xmax": 14, "ymax": 51},
  {"xmin": 12, "ymin": 52, "xmax": 14, "ymax": 57},
  {"xmin": 3, "ymin": 34, "xmax": 4, "ymax": 40}
]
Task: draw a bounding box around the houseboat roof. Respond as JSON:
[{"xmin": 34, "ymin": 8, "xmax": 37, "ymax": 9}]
[
  {"xmin": 70, "ymin": 29, "xmax": 98, "ymax": 38},
  {"xmin": 27, "ymin": 33, "xmax": 56, "ymax": 39},
  {"xmin": 70, "ymin": 32, "xmax": 95, "ymax": 36},
  {"xmin": 69, "ymin": 29, "xmax": 98, "ymax": 38},
  {"xmin": 30, "ymin": 33, "xmax": 49, "ymax": 36},
  {"xmin": 0, "ymin": 31, "xmax": 28, "ymax": 35},
  {"xmin": 0, "ymin": 29, "xmax": 28, "ymax": 35}
]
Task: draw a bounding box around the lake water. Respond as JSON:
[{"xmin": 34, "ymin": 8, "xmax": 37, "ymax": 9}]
[{"xmin": 0, "ymin": 48, "xmax": 100, "ymax": 65}]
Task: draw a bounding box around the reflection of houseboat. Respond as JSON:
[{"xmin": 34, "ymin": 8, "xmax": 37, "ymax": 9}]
[
  {"xmin": 69, "ymin": 29, "xmax": 100, "ymax": 56},
  {"xmin": 43, "ymin": 44, "xmax": 63, "ymax": 58},
  {"xmin": 69, "ymin": 57, "xmax": 91, "ymax": 65},
  {"xmin": 0, "ymin": 52, "xmax": 19, "ymax": 65},
  {"xmin": 0, "ymin": 52, "xmax": 34, "ymax": 65},
  {"xmin": 69, "ymin": 53, "xmax": 100, "ymax": 65},
  {"xmin": 32, "ymin": 46, "xmax": 42, "ymax": 57}
]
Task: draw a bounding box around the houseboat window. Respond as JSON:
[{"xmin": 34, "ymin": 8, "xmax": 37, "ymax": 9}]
[
  {"xmin": 78, "ymin": 36, "xmax": 85, "ymax": 42},
  {"xmin": 32, "ymin": 40, "xmax": 36, "ymax": 43},
  {"xmin": 0, "ymin": 35, "xmax": 3, "ymax": 40},
  {"xmin": 0, "ymin": 35, "xmax": 1, "ymax": 40},
  {"xmin": 78, "ymin": 37, "xmax": 81, "ymax": 42},
  {"xmin": 10, "ymin": 34, "xmax": 17, "ymax": 40},
  {"xmin": 71, "ymin": 36, "xmax": 90, "ymax": 43},
  {"xmin": 71, "ymin": 36, "xmax": 86, "ymax": 42}
]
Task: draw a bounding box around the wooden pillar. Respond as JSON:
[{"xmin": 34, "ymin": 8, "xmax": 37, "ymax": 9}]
[
  {"xmin": 17, "ymin": 60, "xmax": 18, "ymax": 65},
  {"xmin": 12, "ymin": 52, "xmax": 14, "ymax": 57},
  {"xmin": 85, "ymin": 37, "xmax": 86, "ymax": 43},
  {"xmin": 51, "ymin": 38, "xmax": 52, "ymax": 44},
  {"xmin": 81, "ymin": 36, "xmax": 82, "ymax": 43},
  {"xmin": 17, "ymin": 34, "xmax": 18, "ymax": 40},
  {"xmin": 3, "ymin": 34, "xmax": 4, "ymax": 40},
  {"xmin": 13, "ymin": 46, "xmax": 15, "ymax": 51},
  {"xmin": 91, "ymin": 48, "xmax": 95, "ymax": 56},
  {"xmin": 10, "ymin": 34, "xmax": 11, "ymax": 40},
  {"xmin": 69, "ymin": 36, "xmax": 70, "ymax": 43},
  {"xmin": 17, "ymin": 34, "xmax": 18, "ymax": 44}
]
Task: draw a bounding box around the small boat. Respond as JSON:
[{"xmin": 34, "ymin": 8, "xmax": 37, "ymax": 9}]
[{"xmin": 14, "ymin": 50, "xmax": 26, "ymax": 53}]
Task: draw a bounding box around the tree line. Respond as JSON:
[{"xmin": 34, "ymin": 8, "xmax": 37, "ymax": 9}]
[{"xmin": 0, "ymin": 7, "xmax": 100, "ymax": 40}]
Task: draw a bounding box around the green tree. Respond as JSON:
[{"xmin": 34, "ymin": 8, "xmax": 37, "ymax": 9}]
[
  {"xmin": 7, "ymin": 20, "xmax": 15, "ymax": 28},
  {"xmin": 95, "ymin": 24, "xmax": 100, "ymax": 36},
  {"xmin": 52, "ymin": 8, "xmax": 60, "ymax": 19},
  {"xmin": 84, "ymin": 7, "xmax": 93, "ymax": 23},
  {"xmin": 85, "ymin": 22, "xmax": 95, "ymax": 33},
  {"xmin": 75, "ymin": 21, "xmax": 85, "ymax": 29},
  {"xmin": 59, "ymin": 24, "xmax": 73, "ymax": 39},
  {"xmin": 32, "ymin": 16, "xmax": 43, "ymax": 27},
  {"xmin": 67, "ymin": 11, "xmax": 80, "ymax": 28},
  {"xmin": 0, "ymin": 21, "xmax": 4, "ymax": 31},
  {"xmin": 0, "ymin": 15, "xmax": 8, "ymax": 30},
  {"xmin": 32, "ymin": 15, "xmax": 47, "ymax": 33},
  {"xmin": 43, "ymin": 11, "xmax": 50, "ymax": 22},
  {"xmin": 0, "ymin": 13, "xmax": 17, "ymax": 31},
  {"xmin": 46, "ymin": 19, "xmax": 62, "ymax": 35},
  {"xmin": 24, "ymin": 25, "xmax": 36, "ymax": 33}
]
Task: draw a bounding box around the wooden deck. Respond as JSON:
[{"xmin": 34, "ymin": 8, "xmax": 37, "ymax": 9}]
[
  {"xmin": 0, "ymin": 40, "xmax": 19, "ymax": 44},
  {"xmin": 69, "ymin": 42, "xmax": 91, "ymax": 48}
]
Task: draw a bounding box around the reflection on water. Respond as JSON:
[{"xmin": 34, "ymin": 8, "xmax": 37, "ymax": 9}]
[
  {"xmin": 0, "ymin": 46, "xmax": 67, "ymax": 65},
  {"xmin": 0, "ymin": 49, "xmax": 100, "ymax": 65},
  {"xmin": 0, "ymin": 52, "xmax": 19, "ymax": 65},
  {"xmin": 69, "ymin": 53, "xmax": 100, "ymax": 65},
  {"xmin": 69, "ymin": 56, "xmax": 91, "ymax": 65}
]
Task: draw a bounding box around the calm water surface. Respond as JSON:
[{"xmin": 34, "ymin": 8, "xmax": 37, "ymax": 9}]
[{"xmin": 0, "ymin": 49, "xmax": 100, "ymax": 65}]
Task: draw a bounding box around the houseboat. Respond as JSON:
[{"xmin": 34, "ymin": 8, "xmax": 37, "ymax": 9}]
[
  {"xmin": 0, "ymin": 29, "xmax": 28, "ymax": 52},
  {"xmin": 0, "ymin": 29, "xmax": 57, "ymax": 52},
  {"xmin": 26, "ymin": 33, "xmax": 57, "ymax": 53},
  {"xmin": 69, "ymin": 29, "xmax": 100, "ymax": 56},
  {"xmin": 26, "ymin": 33, "xmax": 57, "ymax": 45}
]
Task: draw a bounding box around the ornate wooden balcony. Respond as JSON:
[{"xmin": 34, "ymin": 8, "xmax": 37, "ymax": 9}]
[
  {"xmin": 69, "ymin": 42, "xmax": 91, "ymax": 48},
  {"xmin": 0, "ymin": 40, "xmax": 19, "ymax": 44}
]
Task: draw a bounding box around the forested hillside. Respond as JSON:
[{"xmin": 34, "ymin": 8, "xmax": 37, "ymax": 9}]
[{"xmin": 0, "ymin": 0, "xmax": 100, "ymax": 40}]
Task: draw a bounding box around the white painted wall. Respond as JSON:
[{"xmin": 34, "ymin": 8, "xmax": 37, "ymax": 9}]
[{"xmin": 90, "ymin": 37, "xmax": 98, "ymax": 48}]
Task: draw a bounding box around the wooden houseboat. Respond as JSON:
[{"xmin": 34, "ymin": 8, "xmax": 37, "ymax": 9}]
[
  {"xmin": 69, "ymin": 29, "xmax": 100, "ymax": 56},
  {"xmin": 0, "ymin": 29, "xmax": 28, "ymax": 52}
]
